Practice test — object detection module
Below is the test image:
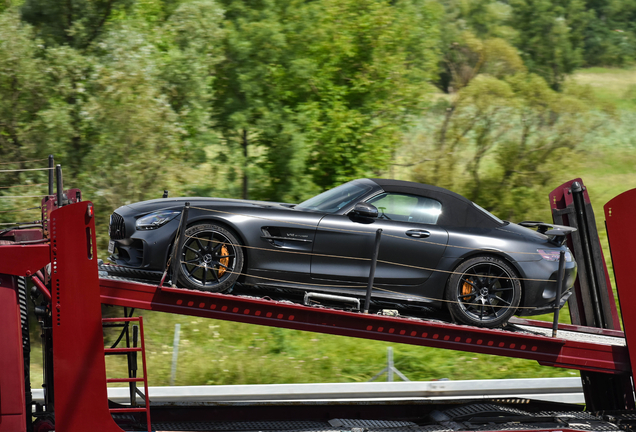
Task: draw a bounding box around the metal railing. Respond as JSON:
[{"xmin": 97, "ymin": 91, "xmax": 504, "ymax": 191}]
[{"xmin": 31, "ymin": 377, "xmax": 584, "ymax": 405}]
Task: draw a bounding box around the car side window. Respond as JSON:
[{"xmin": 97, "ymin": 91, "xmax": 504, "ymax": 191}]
[{"xmin": 367, "ymin": 193, "xmax": 442, "ymax": 224}]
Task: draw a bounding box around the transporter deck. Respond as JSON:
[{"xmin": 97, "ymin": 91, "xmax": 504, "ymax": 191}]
[
  {"xmin": 3, "ymin": 174, "xmax": 636, "ymax": 432},
  {"xmin": 98, "ymin": 275, "xmax": 629, "ymax": 375}
]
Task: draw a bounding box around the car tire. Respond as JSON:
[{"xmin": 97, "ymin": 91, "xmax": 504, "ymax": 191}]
[
  {"xmin": 445, "ymin": 256, "xmax": 521, "ymax": 328},
  {"xmin": 177, "ymin": 223, "xmax": 244, "ymax": 292}
]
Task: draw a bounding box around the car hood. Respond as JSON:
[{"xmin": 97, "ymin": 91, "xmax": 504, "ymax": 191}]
[{"xmin": 117, "ymin": 197, "xmax": 296, "ymax": 215}]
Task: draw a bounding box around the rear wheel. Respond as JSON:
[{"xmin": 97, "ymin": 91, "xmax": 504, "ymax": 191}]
[
  {"xmin": 445, "ymin": 256, "xmax": 521, "ymax": 328},
  {"xmin": 177, "ymin": 223, "xmax": 243, "ymax": 292}
]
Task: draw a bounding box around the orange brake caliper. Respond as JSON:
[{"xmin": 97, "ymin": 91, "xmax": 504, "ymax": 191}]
[
  {"xmin": 218, "ymin": 244, "xmax": 229, "ymax": 277},
  {"xmin": 461, "ymin": 279, "xmax": 473, "ymax": 298}
]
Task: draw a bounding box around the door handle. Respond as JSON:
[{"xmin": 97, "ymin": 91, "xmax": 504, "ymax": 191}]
[{"xmin": 406, "ymin": 229, "xmax": 430, "ymax": 238}]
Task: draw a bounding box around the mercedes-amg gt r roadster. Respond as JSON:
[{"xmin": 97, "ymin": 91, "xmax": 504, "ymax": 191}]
[{"xmin": 108, "ymin": 178, "xmax": 577, "ymax": 327}]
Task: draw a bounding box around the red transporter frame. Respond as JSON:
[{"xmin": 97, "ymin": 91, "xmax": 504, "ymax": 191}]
[
  {"xmin": 0, "ymin": 202, "xmax": 123, "ymax": 432},
  {"xmin": 0, "ymin": 244, "xmax": 49, "ymax": 431},
  {"xmin": 605, "ymin": 188, "xmax": 636, "ymax": 377},
  {"xmin": 550, "ymin": 179, "xmax": 633, "ymax": 410},
  {"xmin": 1, "ymin": 191, "xmax": 636, "ymax": 431},
  {"xmin": 0, "ymin": 275, "xmax": 33, "ymax": 432},
  {"xmin": 550, "ymin": 178, "xmax": 621, "ymax": 329},
  {"xmin": 100, "ymin": 281, "xmax": 630, "ymax": 374}
]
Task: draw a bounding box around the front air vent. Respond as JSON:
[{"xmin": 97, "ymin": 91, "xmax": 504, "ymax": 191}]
[{"xmin": 109, "ymin": 213, "xmax": 126, "ymax": 240}]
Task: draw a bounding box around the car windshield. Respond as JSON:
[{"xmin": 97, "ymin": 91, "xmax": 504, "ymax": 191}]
[{"xmin": 297, "ymin": 181, "xmax": 374, "ymax": 213}]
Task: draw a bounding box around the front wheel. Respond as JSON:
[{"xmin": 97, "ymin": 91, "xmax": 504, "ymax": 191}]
[
  {"xmin": 445, "ymin": 256, "xmax": 521, "ymax": 328},
  {"xmin": 177, "ymin": 223, "xmax": 243, "ymax": 292}
]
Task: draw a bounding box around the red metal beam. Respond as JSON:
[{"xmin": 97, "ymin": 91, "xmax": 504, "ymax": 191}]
[
  {"xmin": 0, "ymin": 243, "xmax": 49, "ymax": 276},
  {"xmin": 100, "ymin": 279, "xmax": 630, "ymax": 375}
]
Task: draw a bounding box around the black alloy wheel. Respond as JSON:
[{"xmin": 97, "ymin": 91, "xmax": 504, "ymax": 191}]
[
  {"xmin": 445, "ymin": 256, "xmax": 521, "ymax": 328},
  {"xmin": 177, "ymin": 223, "xmax": 243, "ymax": 292}
]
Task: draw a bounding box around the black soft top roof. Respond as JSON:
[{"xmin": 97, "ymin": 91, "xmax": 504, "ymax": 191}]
[{"xmin": 369, "ymin": 178, "xmax": 502, "ymax": 229}]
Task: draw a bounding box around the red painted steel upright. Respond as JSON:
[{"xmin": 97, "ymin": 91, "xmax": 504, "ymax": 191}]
[
  {"xmin": 605, "ymin": 189, "xmax": 636, "ymax": 381},
  {"xmin": 0, "ymin": 275, "xmax": 28, "ymax": 432},
  {"xmin": 0, "ymin": 236, "xmax": 51, "ymax": 431},
  {"xmin": 48, "ymin": 201, "xmax": 124, "ymax": 432},
  {"xmin": 550, "ymin": 179, "xmax": 632, "ymax": 410},
  {"xmin": 550, "ymin": 178, "xmax": 621, "ymax": 329}
]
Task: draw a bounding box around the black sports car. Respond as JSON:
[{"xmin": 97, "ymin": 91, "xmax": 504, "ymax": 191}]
[{"xmin": 108, "ymin": 178, "xmax": 577, "ymax": 327}]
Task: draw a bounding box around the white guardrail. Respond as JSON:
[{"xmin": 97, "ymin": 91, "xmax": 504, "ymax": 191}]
[{"xmin": 32, "ymin": 378, "xmax": 584, "ymax": 405}]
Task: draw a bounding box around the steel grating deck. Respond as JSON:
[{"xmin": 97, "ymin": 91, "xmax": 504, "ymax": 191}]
[{"xmin": 141, "ymin": 410, "xmax": 624, "ymax": 432}]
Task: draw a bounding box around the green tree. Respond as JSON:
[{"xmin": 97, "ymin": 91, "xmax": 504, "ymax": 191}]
[
  {"xmin": 74, "ymin": 23, "xmax": 186, "ymax": 231},
  {"xmin": 583, "ymin": 0, "xmax": 636, "ymax": 66},
  {"xmin": 294, "ymin": 0, "xmax": 442, "ymax": 190},
  {"xmin": 509, "ymin": 0, "xmax": 589, "ymax": 91},
  {"xmin": 0, "ymin": 10, "xmax": 90, "ymax": 220},
  {"xmin": 0, "ymin": 10, "xmax": 48, "ymax": 172},
  {"xmin": 213, "ymin": 0, "xmax": 442, "ymax": 201},
  {"xmin": 412, "ymin": 35, "xmax": 525, "ymax": 189},
  {"xmin": 21, "ymin": 0, "xmax": 133, "ymax": 49},
  {"xmin": 0, "ymin": 8, "xmax": 75, "ymax": 205},
  {"xmin": 212, "ymin": 0, "xmax": 304, "ymax": 200},
  {"xmin": 158, "ymin": 0, "xmax": 225, "ymax": 162},
  {"xmin": 410, "ymin": 70, "xmax": 606, "ymax": 220},
  {"xmin": 436, "ymin": 0, "xmax": 517, "ymax": 92}
]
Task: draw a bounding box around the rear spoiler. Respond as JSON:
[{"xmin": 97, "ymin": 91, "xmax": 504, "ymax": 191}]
[{"xmin": 518, "ymin": 221, "xmax": 577, "ymax": 246}]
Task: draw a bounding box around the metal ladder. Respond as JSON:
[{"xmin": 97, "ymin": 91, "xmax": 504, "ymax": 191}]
[{"xmin": 102, "ymin": 316, "xmax": 151, "ymax": 432}]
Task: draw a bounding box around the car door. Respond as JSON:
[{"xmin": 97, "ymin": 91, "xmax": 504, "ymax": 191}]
[{"xmin": 310, "ymin": 192, "xmax": 449, "ymax": 295}]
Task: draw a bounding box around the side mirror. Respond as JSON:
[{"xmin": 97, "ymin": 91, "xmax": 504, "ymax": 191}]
[{"xmin": 352, "ymin": 202, "xmax": 378, "ymax": 218}]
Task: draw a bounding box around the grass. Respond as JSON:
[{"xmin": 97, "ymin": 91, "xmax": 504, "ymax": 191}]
[
  {"xmin": 96, "ymin": 311, "xmax": 579, "ymax": 388},
  {"xmin": 571, "ymin": 66, "xmax": 636, "ymax": 111}
]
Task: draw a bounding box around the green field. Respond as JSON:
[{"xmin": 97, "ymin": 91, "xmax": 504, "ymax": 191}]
[
  {"xmin": 571, "ymin": 67, "xmax": 636, "ymax": 111},
  {"xmin": 27, "ymin": 67, "xmax": 636, "ymax": 389}
]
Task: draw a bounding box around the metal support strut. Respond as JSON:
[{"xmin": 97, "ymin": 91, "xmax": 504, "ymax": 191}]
[
  {"xmin": 364, "ymin": 229, "xmax": 382, "ymax": 314},
  {"xmin": 552, "ymin": 251, "xmax": 566, "ymax": 338},
  {"xmin": 170, "ymin": 203, "xmax": 190, "ymax": 288}
]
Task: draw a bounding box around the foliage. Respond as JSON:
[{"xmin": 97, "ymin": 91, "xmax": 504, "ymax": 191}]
[
  {"xmin": 77, "ymin": 25, "xmax": 182, "ymax": 207},
  {"xmin": 435, "ymin": 0, "xmax": 517, "ymax": 92},
  {"xmin": 21, "ymin": 0, "xmax": 134, "ymax": 49},
  {"xmin": 212, "ymin": 0, "xmax": 311, "ymax": 201},
  {"xmin": 583, "ymin": 0, "xmax": 636, "ymax": 66},
  {"xmin": 409, "ymin": 36, "xmax": 606, "ymax": 219},
  {"xmin": 509, "ymin": 0, "xmax": 589, "ymax": 90},
  {"xmin": 293, "ymin": 0, "xmax": 442, "ymax": 190},
  {"xmin": 212, "ymin": 0, "xmax": 442, "ymax": 200},
  {"xmin": 0, "ymin": 10, "xmax": 48, "ymax": 170}
]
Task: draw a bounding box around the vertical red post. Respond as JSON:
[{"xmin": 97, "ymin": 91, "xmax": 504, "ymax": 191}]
[
  {"xmin": 0, "ymin": 274, "xmax": 27, "ymax": 432},
  {"xmin": 551, "ymin": 179, "xmax": 633, "ymax": 410},
  {"xmin": 605, "ymin": 189, "xmax": 636, "ymax": 381},
  {"xmin": 49, "ymin": 201, "xmax": 124, "ymax": 432},
  {"xmin": 550, "ymin": 178, "xmax": 621, "ymax": 329}
]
